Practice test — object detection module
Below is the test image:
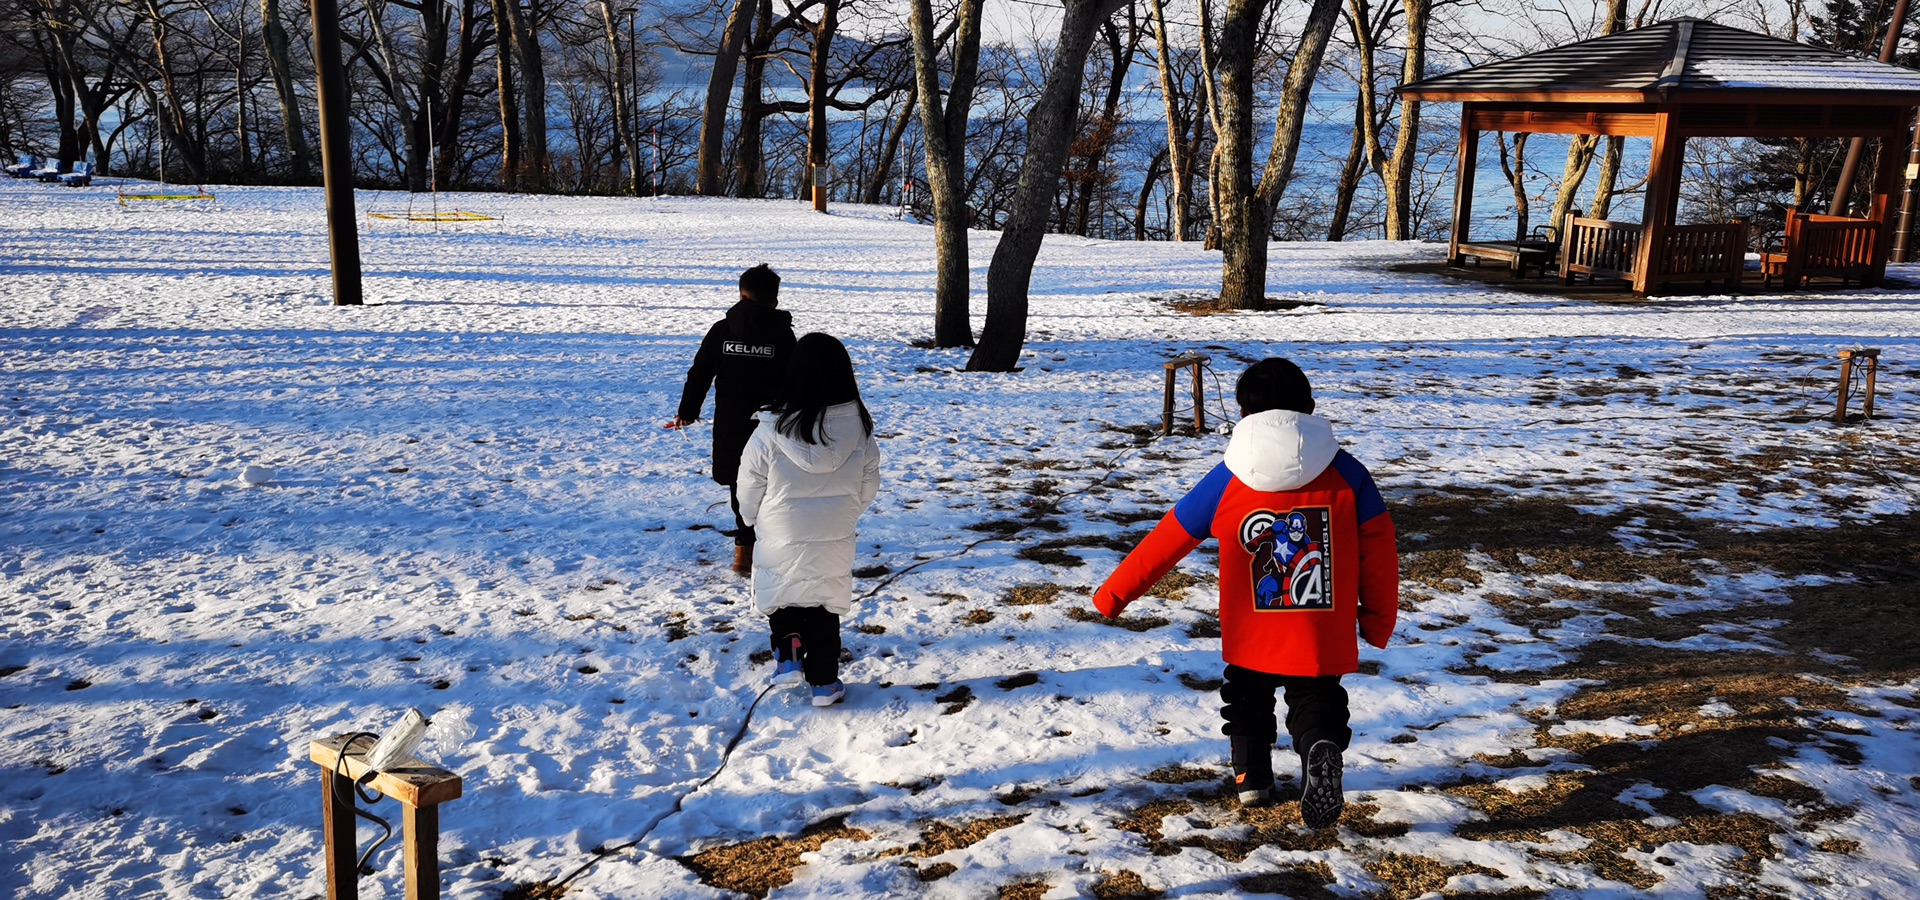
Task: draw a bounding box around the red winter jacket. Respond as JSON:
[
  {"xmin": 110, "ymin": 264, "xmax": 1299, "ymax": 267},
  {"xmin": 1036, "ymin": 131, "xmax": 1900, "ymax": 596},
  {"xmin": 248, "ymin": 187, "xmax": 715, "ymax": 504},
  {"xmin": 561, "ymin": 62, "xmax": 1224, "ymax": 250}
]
[{"xmin": 1093, "ymin": 410, "xmax": 1399, "ymax": 676}]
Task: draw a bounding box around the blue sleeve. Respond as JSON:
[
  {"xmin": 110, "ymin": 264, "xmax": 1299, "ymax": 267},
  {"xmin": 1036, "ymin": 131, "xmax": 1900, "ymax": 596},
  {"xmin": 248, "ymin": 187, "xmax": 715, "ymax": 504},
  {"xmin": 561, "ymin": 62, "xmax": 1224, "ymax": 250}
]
[
  {"xmin": 1332, "ymin": 451, "xmax": 1386, "ymax": 524},
  {"xmin": 1171, "ymin": 462, "xmax": 1233, "ymax": 539}
]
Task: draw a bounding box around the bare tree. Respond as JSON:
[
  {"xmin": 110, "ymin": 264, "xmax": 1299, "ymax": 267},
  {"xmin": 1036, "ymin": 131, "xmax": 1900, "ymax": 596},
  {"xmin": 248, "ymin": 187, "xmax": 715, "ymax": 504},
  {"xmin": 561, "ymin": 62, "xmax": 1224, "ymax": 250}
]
[
  {"xmin": 968, "ymin": 0, "xmax": 1127, "ymax": 372},
  {"xmin": 910, "ymin": 0, "xmax": 983, "ymax": 347},
  {"xmin": 1214, "ymin": 0, "xmax": 1344, "ymax": 310},
  {"xmin": 697, "ymin": 0, "xmax": 758, "ymax": 193},
  {"xmin": 259, "ymin": 0, "xmax": 312, "ymax": 180}
]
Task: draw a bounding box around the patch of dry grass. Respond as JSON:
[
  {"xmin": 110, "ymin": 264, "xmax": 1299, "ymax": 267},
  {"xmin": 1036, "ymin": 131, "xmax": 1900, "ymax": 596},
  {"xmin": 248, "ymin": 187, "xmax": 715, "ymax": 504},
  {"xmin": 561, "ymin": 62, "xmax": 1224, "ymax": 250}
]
[
  {"xmin": 1147, "ymin": 570, "xmax": 1212, "ymax": 599},
  {"xmin": 680, "ymin": 816, "xmax": 871, "ymax": 898},
  {"xmin": 1002, "ymin": 582, "xmax": 1067, "ymax": 606},
  {"xmin": 1090, "ymin": 869, "xmax": 1163, "ymax": 898},
  {"xmin": 1067, "ymin": 606, "xmax": 1172, "ymax": 632}
]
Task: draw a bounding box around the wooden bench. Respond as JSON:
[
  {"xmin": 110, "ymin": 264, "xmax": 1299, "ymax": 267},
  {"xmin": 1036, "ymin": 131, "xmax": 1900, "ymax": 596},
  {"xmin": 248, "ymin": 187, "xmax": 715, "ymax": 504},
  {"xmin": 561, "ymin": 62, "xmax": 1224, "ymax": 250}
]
[
  {"xmin": 1455, "ymin": 227, "xmax": 1560, "ymax": 278},
  {"xmin": 1762, "ymin": 212, "xmax": 1880, "ymax": 290},
  {"xmin": 1560, "ymin": 215, "xmax": 1642, "ymax": 285},
  {"xmin": 311, "ymin": 734, "xmax": 463, "ymax": 900}
]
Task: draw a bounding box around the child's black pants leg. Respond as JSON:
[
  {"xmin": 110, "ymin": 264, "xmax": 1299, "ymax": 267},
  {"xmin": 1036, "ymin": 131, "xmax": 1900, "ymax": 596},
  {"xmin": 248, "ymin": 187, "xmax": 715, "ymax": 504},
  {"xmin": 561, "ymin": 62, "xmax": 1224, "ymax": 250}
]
[
  {"xmin": 1220, "ymin": 665, "xmax": 1282, "ymax": 789},
  {"xmin": 727, "ymin": 483, "xmax": 756, "ymax": 546},
  {"xmin": 768, "ymin": 606, "xmax": 841, "ymax": 686},
  {"xmin": 1278, "ymin": 675, "xmax": 1351, "ymax": 752}
]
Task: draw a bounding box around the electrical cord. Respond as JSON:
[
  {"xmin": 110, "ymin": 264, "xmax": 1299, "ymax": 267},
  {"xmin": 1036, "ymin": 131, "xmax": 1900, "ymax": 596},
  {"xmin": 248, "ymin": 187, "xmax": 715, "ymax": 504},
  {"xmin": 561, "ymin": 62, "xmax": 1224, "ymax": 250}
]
[
  {"xmin": 537, "ymin": 683, "xmax": 776, "ymax": 893},
  {"xmin": 330, "ymin": 732, "xmax": 399, "ymax": 876}
]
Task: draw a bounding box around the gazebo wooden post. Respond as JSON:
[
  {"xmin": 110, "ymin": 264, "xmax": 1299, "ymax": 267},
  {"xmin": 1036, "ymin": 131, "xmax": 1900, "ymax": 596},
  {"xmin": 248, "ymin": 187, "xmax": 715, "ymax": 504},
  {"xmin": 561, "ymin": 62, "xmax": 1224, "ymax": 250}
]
[
  {"xmin": 1632, "ymin": 110, "xmax": 1685, "ymax": 293},
  {"xmin": 1869, "ymin": 130, "xmax": 1906, "ymax": 285},
  {"xmin": 1448, "ymin": 106, "xmax": 1478, "ymax": 266}
]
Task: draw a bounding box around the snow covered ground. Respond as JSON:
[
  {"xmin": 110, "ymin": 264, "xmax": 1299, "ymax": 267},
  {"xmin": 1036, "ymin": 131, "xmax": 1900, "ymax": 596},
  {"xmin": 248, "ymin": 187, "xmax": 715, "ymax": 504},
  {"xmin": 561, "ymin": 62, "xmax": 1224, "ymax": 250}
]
[{"xmin": 1, "ymin": 175, "xmax": 1917, "ymax": 899}]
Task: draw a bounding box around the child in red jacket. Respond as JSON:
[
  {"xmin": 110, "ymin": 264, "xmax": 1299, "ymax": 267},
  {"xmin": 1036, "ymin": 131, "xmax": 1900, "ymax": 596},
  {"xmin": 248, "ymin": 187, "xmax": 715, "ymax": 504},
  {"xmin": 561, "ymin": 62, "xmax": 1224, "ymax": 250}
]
[{"xmin": 1092, "ymin": 358, "xmax": 1399, "ymax": 828}]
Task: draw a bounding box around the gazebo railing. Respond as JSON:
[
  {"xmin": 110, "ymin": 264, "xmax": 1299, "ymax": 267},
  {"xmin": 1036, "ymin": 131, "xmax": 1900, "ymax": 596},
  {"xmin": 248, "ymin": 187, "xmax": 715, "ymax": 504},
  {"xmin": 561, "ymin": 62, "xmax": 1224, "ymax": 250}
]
[
  {"xmin": 1561, "ymin": 215, "xmax": 1643, "ymax": 282},
  {"xmin": 1649, "ymin": 221, "xmax": 1748, "ymax": 291}
]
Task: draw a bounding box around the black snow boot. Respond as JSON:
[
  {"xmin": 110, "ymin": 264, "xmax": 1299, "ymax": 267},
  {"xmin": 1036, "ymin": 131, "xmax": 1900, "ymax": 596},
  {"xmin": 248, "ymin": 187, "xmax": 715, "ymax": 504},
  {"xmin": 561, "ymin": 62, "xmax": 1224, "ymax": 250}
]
[
  {"xmin": 1230, "ymin": 735, "xmax": 1275, "ymax": 807},
  {"xmin": 1299, "ymin": 740, "xmax": 1345, "ymax": 829}
]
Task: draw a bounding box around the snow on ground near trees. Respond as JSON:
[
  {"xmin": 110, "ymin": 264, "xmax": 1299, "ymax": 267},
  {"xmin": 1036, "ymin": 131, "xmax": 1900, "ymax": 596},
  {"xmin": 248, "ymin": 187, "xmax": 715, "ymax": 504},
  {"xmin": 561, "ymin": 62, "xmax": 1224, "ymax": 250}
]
[{"xmin": 2, "ymin": 177, "xmax": 1918, "ymax": 899}]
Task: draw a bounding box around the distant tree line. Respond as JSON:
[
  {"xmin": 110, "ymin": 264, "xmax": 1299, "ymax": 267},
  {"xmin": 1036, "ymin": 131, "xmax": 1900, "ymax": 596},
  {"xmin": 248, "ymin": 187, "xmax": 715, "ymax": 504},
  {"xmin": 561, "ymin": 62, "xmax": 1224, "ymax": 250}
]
[{"xmin": 0, "ymin": 0, "xmax": 1898, "ymax": 366}]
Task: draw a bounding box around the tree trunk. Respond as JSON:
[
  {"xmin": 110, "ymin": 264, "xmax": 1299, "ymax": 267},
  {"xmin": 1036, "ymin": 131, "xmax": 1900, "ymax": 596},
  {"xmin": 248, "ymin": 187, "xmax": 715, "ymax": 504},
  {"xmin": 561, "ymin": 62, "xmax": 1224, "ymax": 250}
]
[
  {"xmin": 438, "ymin": 0, "xmax": 484, "ymax": 187},
  {"xmin": 1588, "ymin": 135, "xmax": 1625, "ymax": 218},
  {"xmin": 1212, "ymin": 0, "xmax": 1267, "ymax": 307},
  {"xmin": 911, "ymin": 0, "xmax": 984, "ymax": 347},
  {"xmin": 1382, "ymin": 0, "xmax": 1428, "ymax": 239},
  {"xmin": 1547, "ymin": 134, "xmax": 1596, "ymax": 238},
  {"xmin": 365, "ymin": 0, "xmax": 423, "ymax": 189},
  {"xmin": 1136, "ymin": 148, "xmax": 1166, "ymax": 240},
  {"xmin": 862, "ymin": 81, "xmax": 916, "ymax": 205},
  {"xmin": 736, "ymin": 6, "xmax": 774, "ymax": 197},
  {"xmin": 698, "ymin": 0, "xmax": 760, "ymax": 194},
  {"xmin": 488, "ymin": 0, "xmax": 522, "ymax": 189},
  {"xmin": 141, "ymin": 0, "xmax": 209, "ymax": 182},
  {"xmin": 804, "ymin": 0, "xmax": 839, "ymax": 200},
  {"xmin": 1070, "ymin": 14, "xmax": 1134, "ymax": 236},
  {"xmin": 1496, "ymin": 131, "xmax": 1531, "ymax": 239},
  {"xmin": 263, "ymin": 0, "xmax": 313, "ymax": 182},
  {"xmin": 1147, "ymin": 0, "xmax": 1191, "ymax": 240},
  {"xmin": 413, "ymin": 0, "xmax": 451, "ymax": 192},
  {"xmin": 1328, "ymin": 96, "xmax": 1366, "ymax": 240},
  {"xmin": 506, "ymin": 0, "xmax": 549, "ymax": 190},
  {"xmin": 598, "ymin": 0, "xmax": 640, "ymax": 194},
  {"xmin": 1247, "ymin": 0, "xmax": 1341, "ymax": 217},
  {"xmin": 968, "ymin": 0, "xmax": 1124, "ymax": 372}
]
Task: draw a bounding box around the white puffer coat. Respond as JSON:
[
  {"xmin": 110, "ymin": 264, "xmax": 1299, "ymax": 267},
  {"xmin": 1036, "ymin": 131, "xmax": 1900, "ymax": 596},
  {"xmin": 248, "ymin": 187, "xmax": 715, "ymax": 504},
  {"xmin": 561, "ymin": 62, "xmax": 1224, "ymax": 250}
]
[{"xmin": 735, "ymin": 402, "xmax": 881, "ymax": 615}]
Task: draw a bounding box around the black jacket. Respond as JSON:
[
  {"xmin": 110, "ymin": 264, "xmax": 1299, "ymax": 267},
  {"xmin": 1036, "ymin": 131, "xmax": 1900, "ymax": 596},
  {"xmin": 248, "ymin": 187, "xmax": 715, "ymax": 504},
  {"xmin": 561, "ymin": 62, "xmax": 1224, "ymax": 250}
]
[{"xmin": 677, "ymin": 300, "xmax": 796, "ymax": 485}]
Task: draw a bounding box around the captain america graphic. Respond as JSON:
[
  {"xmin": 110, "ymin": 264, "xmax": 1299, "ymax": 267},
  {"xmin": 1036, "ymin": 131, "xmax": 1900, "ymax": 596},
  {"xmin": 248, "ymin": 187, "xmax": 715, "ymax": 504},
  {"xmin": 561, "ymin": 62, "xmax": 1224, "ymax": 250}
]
[{"xmin": 1240, "ymin": 508, "xmax": 1332, "ymax": 610}]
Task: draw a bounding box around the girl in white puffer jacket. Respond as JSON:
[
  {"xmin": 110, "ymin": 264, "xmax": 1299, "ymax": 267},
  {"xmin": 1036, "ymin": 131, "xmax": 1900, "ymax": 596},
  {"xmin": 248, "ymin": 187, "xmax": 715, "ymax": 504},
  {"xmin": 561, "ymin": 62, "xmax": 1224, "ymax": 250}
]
[{"xmin": 734, "ymin": 333, "xmax": 881, "ymax": 706}]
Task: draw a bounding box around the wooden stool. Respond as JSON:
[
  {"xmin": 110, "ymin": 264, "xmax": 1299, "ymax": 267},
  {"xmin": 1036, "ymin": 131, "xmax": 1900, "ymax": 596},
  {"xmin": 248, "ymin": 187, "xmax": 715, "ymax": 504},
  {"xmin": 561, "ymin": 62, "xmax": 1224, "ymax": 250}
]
[
  {"xmin": 1162, "ymin": 354, "xmax": 1210, "ymax": 436},
  {"xmin": 311, "ymin": 734, "xmax": 463, "ymax": 900},
  {"xmin": 1837, "ymin": 348, "xmax": 1881, "ymax": 423}
]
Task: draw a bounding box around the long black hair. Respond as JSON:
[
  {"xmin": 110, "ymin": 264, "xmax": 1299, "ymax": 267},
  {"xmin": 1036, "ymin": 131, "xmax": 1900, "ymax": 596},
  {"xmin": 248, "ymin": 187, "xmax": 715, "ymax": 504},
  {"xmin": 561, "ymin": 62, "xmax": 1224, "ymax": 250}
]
[{"xmin": 769, "ymin": 332, "xmax": 873, "ymax": 445}]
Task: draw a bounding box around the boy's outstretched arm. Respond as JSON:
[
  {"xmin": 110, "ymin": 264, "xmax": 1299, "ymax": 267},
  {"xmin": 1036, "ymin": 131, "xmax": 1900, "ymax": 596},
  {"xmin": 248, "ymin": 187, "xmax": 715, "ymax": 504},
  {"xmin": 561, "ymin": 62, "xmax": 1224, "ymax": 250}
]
[
  {"xmin": 1090, "ymin": 464, "xmax": 1228, "ymax": 617},
  {"xmin": 675, "ymin": 324, "xmax": 722, "ymax": 424},
  {"xmin": 1093, "ymin": 512, "xmax": 1204, "ymax": 617}
]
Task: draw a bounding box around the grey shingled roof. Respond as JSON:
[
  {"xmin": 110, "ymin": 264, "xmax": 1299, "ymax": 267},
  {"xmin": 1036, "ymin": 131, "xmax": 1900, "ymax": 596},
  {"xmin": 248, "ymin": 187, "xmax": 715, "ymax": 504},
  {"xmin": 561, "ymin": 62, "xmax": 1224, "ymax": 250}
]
[{"xmin": 1400, "ymin": 18, "xmax": 1920, "ymax": 98}]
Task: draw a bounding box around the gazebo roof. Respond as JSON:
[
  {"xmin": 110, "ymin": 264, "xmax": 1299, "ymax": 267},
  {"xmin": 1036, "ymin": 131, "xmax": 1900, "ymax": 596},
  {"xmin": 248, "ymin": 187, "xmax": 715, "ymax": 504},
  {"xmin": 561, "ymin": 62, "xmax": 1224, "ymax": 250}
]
[{"xmin": 1400, "ymin": 18, "xmax": 1920, "ymax": 103}]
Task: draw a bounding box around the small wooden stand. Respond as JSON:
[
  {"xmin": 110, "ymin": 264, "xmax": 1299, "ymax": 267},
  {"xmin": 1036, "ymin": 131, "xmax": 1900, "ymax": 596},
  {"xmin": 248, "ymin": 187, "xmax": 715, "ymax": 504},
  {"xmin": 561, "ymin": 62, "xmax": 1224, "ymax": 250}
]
[
  {"xmin": 311, "ymin": 734, "xmax": 464, "ymax": 900},
  {"xmin": 1836, "ymin": 348, "xmax": 1881, "ymax": 422},
  {"xmin": 1162, "ymin": 354, "xmax": 1211, "ymax": 436}
]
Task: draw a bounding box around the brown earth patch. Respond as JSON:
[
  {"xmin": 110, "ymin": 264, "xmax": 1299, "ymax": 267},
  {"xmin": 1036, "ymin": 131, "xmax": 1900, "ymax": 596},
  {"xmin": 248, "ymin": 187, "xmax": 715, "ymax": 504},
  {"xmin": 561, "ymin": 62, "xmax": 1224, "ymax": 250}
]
[
  {"xmin": 1364, "ymin": 854, "xmax": 1510, "ymax": 900},
  {"xmin": 680, "ymin": 815, "xmax": 870, "ymax": 898},
  {"xmin": 998, "ymin": 881, "xmax": 1051, "ymax": 900},
  {"xmin": 1002, "ymin": 582, "xmax": 1067, "ymax": 606},
  {"xmin": 1090, "ymin": 869, "xmax": 1163, "ymax": 899},
  {"xmin": 1447, "ymin": 771, "xmax": 1783, "ymax": 889},
  {"xmin": 1147, "ymin": 570, "xmax": 1213, "ymax": 599},
  {"xmin": 1067, "ymin": 606, "xmax": 1172, "ymax": 632},
  {"xmin": 896, "ymin": 814, "xmax": 1027, "ymax": 857},
  {"xmin": 1237, "ymin": 861, "xmax": 1338, "ymax": 897}
]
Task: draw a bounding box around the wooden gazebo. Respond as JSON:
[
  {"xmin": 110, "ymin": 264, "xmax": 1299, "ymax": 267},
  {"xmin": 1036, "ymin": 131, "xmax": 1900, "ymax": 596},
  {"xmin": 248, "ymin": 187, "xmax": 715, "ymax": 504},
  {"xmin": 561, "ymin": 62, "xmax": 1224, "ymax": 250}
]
[{"xmin": 1400, "ymin": 18, "xmax": 1920, "ymax": 294}]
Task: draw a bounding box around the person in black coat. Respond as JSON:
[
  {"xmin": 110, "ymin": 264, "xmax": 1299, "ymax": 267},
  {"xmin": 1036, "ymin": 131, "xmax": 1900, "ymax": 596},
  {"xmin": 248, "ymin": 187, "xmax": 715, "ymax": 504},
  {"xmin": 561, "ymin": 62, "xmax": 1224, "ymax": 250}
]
[{"xmin": 670, "ymin": 264, "xmax": 796, "ymax": 574}]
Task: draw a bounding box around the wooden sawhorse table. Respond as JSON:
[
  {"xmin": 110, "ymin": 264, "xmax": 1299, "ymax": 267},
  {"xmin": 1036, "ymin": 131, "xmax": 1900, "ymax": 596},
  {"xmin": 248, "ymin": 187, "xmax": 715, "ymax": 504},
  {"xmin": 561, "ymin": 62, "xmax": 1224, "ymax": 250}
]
[{"xmin": 311, "ymin": 734, "xmax": 463, "ymax": 900}]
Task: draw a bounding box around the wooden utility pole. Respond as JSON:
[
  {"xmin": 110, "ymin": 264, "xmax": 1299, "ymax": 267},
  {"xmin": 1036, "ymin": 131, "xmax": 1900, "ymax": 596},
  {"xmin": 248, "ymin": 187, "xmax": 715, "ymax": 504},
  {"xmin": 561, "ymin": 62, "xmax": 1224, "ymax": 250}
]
[
  {"xmin": 308, "ymin": 0, "xmax": 363, "ymax": 305},
  {"xmin": 1830, "ymin": 0, "xmax": 1911, "ymax": 216}
]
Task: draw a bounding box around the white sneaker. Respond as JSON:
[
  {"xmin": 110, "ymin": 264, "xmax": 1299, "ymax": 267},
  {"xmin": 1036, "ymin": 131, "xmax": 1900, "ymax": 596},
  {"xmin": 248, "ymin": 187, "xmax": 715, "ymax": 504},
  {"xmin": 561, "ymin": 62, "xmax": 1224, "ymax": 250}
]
[{"xmin": 810, "ymin": 681, "xmax": 846, "ymax": 707}]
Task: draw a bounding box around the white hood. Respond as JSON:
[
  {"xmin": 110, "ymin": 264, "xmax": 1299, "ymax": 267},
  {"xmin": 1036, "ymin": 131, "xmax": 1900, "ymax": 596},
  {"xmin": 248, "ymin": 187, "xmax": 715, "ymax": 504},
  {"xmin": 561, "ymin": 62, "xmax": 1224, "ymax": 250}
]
[
  {"xmin": 762, "ymin": 402, "xmax": 866, "ymax": 474},
  {"xmin": 1223, "ymin": 409, "xmax": 1339, "ymax": 492}
]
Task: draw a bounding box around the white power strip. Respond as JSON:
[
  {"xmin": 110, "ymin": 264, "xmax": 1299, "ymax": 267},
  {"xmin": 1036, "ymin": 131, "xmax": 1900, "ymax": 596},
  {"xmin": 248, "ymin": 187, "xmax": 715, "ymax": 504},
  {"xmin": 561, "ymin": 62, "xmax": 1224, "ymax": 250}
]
[{"xmin": 365, "ymin": 709, "xmax": 429, "ymax": 773}]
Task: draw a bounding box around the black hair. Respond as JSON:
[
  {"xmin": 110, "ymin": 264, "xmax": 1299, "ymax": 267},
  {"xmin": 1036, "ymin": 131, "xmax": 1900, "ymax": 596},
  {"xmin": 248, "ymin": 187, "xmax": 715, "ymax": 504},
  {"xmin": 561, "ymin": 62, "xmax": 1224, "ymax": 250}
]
[
  {"xmin": 739, "ymin": 264, "xmax": 781, "ymax": 306},
  {"xmin": 770, "ymin": 332, "xmax": 873, "ymax": 445},
  {"xmin": 1236, "ymin": 357, "xmax": 1315, "ymax": 415}
]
